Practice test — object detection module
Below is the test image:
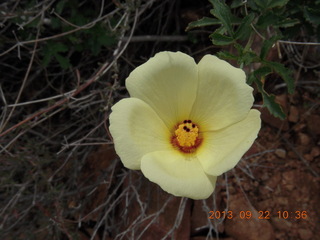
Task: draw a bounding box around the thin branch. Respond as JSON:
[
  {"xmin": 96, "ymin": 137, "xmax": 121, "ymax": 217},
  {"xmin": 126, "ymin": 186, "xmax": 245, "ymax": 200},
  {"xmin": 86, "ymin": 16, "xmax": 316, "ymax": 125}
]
[{"xmin": 278, "ymin": 40, "xmax": 320, "ymax": 45}]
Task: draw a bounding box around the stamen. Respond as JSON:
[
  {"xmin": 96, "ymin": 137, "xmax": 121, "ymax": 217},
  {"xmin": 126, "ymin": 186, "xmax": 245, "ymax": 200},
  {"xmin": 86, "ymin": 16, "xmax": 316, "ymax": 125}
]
[{"xmin": 171, "ymin": 119, "xmax": 202, "ymax": 153}]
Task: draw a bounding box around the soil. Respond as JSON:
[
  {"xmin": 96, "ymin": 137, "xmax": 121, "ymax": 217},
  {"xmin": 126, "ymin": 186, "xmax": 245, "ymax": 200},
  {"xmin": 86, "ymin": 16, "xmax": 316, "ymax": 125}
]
[
  {"xmin": 1, "ymin": 1, "xmax": 319, "ymax": 240},
  {"xmin": 79, "ymin": 89, "xmax": 320, "ymax": 240}
]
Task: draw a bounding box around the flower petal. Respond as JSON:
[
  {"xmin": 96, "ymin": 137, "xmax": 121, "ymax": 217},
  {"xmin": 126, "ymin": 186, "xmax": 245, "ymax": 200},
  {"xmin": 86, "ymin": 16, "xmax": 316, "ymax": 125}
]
[
  {"xmin": 126, "ymin": 51, "xmax": 198, "ymax": 129},
  {"xmin": 189, "ymin": 55, "xmax": 254, "ymax": 131},
  {"xmin": 140, "ymin": 150, "xmax": 217, "ymax": 200},
  {"xmin": 198, "ymin": 109, "xmax": 261, "ymax": 176},
  {"xmin": 109, "ymin": 98, "xmax": 171, "ymax": 170}
]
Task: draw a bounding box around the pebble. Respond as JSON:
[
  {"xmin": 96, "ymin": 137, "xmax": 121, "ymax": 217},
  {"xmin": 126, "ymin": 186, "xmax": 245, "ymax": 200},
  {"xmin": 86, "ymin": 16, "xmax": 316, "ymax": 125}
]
[
  {"xmin": 298, "ymin": 229, "xmax": 313, "ymax": 240},
  {"xmin": 311, "ymin": 146, "xmax": 320, "ymax": 157},
  {"xmin": 298, "ymin": 133, "xmax": 311, "ymax": 146},
  {"xmin": 288, "ymin": 105, "xmax": 299, "ymax": 122},
  {"xmin": 275, "ymin": 149, "xmax": 286, "ymax": 158},
  {"xmin": 307, "ymin": 114, "xmax": 320, "ymax": 135}
]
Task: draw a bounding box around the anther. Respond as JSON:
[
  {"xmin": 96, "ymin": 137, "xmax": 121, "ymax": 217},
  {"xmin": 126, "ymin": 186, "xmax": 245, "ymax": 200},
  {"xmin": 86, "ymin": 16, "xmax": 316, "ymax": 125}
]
[{"xmin": 187, "ymin": 120, "xmax": 192, "ymax": 123}]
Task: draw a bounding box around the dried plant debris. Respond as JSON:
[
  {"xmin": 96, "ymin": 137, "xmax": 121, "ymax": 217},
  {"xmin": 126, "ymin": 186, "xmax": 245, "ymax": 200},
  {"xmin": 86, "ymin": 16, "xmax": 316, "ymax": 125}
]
[{"xmin": 0, "ymin": 0, "xmax": 319, "ymax": 239}]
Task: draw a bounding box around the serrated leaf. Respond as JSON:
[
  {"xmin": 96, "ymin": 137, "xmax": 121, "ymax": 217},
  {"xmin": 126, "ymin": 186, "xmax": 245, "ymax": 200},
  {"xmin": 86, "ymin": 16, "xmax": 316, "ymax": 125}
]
[
  {"xmin": 262, "ymin": 91, "xmax": 286, "ymax": 119},
  {"xmin": 210, "ymin": 32, "xmax": 234, "ymax": 45},
  {"xmin": 185, "ymin": 17, "xmax": 221, "ymax": 31},
  {"xmin": 234, "ymin": 13, "xmax": 255, "ymax": 40},
  {"xmin": 42, "ymin": 51, "xmax": 52, "ymax": 67},
  {"xmin": 248, "ymin": 66, "xmax": 272, "ymax": 84},
  {"xmin": 52, "ymin": 42, "xmax": 68, "ymax": 53},
  {"xmin": 275, "ymin": 18, "xmax": 300, "ymax": 28},
  {"xmin": 256, "ymin": 12, "xmax": 279, "ymax": 28},
  {"xmin": 231, "ymin": 0, "xmax": 245, "ymax": 8},
  {"xmin": 255, "ymin": 0, "xmax": 289, "ymax": 9},
  {"xmin": 255, "ymin": 78, "xmax": 286, "ymax": 119},
  {"xmin": 54, "ymin": 53, "xmax": 71, "ymax": 69},
  {"xmin": 98, "ymin": 33, "xmax": 116, "ymax": 47},
  {"xmin": 304, "ymin": 7, "xmax": 320, "ymax": 24},
  {"xmin": 217, "ymin": 51, "xmax": 238, "ymax": 60},
  {"xmin": 254, "ymin": 0, "xmax": 268, "ymax": 9},
  {"xmin": 239, "ymin": 51, "xmax": 258, "ymax": 66},
  {"xmin": 264, "ymin": 61, "xmax": 295, "ymax": 94},
  {"xmin": 268, "ymin": 0, "xmax": 289, "ymax": 8},
  {"xmin": 260, "ymin": 35, "xmax": 281, "ymax": 60},
  {"xmin": 56, "ymin": 0, "xmax": 66, "ymax": 14},
  {"xmin": 209, "ymin": 0, "xmax": 234, "ymax": 36}
]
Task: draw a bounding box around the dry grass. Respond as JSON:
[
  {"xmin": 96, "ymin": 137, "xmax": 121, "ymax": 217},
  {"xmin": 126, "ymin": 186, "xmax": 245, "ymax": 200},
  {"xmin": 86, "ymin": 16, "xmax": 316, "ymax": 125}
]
[{"xmin": 1, "ymin": 0, "xmax": 319, "ymax": 240}]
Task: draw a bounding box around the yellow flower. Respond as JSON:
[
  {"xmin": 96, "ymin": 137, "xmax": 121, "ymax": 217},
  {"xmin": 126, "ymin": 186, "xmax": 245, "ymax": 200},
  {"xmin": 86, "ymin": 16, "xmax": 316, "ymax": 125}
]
[{"xmin": 109, "ymin": 51, "xmax": 261, "ymax": 200}]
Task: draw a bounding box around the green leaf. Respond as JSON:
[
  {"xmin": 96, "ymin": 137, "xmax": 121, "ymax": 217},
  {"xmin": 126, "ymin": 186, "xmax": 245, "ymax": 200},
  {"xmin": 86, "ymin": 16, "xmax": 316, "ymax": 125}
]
[
  {"xmin": 217, "ymin": 51, "xmax": 238, "ymax": 61},
  {"xmin": 264, "ymin": 61, "xmax": 295, "ymax": 94},
  {"xmin": 209, "ymin": 0, "xmax": 235, "ymax": 36},
  {"xmin": 185, "ymin": 17, "xmax": 221, "ymax": 31},
  {"xmin": 256, "ymin": 12, "xmax": 279, "ymax": 28},
  {"xmin": 42, "ymin": 41, "xmax": 68, "ymax": 67},
  {"xmin": 304, "ymin": 7, "xmax": 320, "ymax": 25},
  {"xmin": 234, "ymin": 13, "xmax": 255, "ymax": 40},
  {"xmin": 268, "ymin": 0, "xmax": 289, "ymax": 8},
  {"xmin": 255, "ymin": 78, "xmax": 286, "ymax": 119},
  {"xmin": 247, "ymin": 66, "xmax": 272, "ymax": 84},
  {"xmin": 42, "ymin": 51, "xmax": 52, "ymax": 67},
  {"xmin": 98, "ymin": 32, "xmax": 116, "ymax": 47},
  {"xmin": 54, "ymin": 53, "xmax": 71, "ymax": 69},
  {"xmin": 275, "ymin": 18, "xmax": 300, "ymax": 28},
  {"xmin": 231, "ymin": 0, "xmax": 245, "ymax": 8},
  {"xmin": 52, "ymin": 42, "xmax": 68, "ymax": 53},
  {"xmin": 262, "ymin": 91, "xmax": 286, "ymax": 119},
  {"xmin": 254, "ymin": 0, "xmax": 268, "ymax": 10},
  {"xmin": 255, "ymin": 0, "xmax": 289, "ymax": 9},
  {"xmin": 239, "ymin": 51, "xmax": 259, "ymax": 66},
  {"xmin": 56, "ymin": 0, "xmax": 66, "ymax": 14},
  {"xmin": 210, "ymin": 32, "xmax": 234, "ymax": 45},
  {"xmin": 260, "ymin": 35, "xmax": 281, "ymax": 60}
]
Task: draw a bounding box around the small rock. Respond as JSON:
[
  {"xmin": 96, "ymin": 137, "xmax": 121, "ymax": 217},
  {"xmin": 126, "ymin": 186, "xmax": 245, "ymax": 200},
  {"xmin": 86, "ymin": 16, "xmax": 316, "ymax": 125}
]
[
  {"xmin": 261, "ymin": 172, "xmax": 269, "ymax": 181},
  {"xmin": 307, "ymin": 114, "xmax": 320, "ymax": 135},
  {"xmin": 311, "ymin": 146, "xmax": 320, "ymax": 157},
  {"xmin": 243, "ymin": 182, "xmax": 252, "ymax": 191},
  {"xmin": 272, "ymin": 218, "xmax": 292, "ymax": 231},
  {"xmin": 288, "ymin": 105, "xmax": 299, "ymax": 122},
  {"xmin": 303, "ymin": 154, "xmax": 313, "ymax": 162},
  {"xmin": 282, "ymin": 171, "xmax": 296, "ymax": 191},
  {"xmin": 257, "ymin": 199, "xmax": 274, "ymax": 210},
  {"xmin": 293, "ymin": 123, "xmax": 306, "ymax": 132},
  {"xmin": 282, "ymin": 171, "xmax": 295, "ymax": 183},
  {"xmin": 298, "ymin": 133, "xmax": 311, "ymax": 146},
  {"xmin": 275, "ymin": 149, "xmax": 286, "ymax": 158},
  {"xmin": 224, "ymin": 194, "xmax": 275, "ymax": 240},
  {"xmin": 298, "ymin": 228, "xmax": 313, "ymax": 240},
  {"xmin": 287, "ymin": 151, "xmax": 298, "ymax": 159},
  {"xmin": 266, "ymin": 173, "xmax": 281, "ymax": 189},
  {"xmin": 275, "ymin": 196, "xmax": 288, "ymax": 205}
]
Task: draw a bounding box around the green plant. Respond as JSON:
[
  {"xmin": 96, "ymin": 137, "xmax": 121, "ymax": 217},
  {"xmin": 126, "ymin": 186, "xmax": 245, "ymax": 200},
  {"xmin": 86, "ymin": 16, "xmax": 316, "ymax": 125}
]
[{"xmin": 186, "ymin": 0, "xmax": 311, "ymax": 119}]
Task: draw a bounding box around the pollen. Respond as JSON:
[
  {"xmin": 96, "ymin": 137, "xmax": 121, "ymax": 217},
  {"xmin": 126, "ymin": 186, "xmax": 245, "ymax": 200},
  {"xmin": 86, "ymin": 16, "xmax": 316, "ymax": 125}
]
[{"xmin": 171, "ymin": 120, "xmax": 202, "ymax": 153}]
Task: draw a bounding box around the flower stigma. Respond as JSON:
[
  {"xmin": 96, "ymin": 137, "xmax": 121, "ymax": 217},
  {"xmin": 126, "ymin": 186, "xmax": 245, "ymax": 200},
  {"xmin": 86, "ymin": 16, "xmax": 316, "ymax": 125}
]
[{"xmin": 171, "ymin": 119, "xmax": 202, "ymax": 153}]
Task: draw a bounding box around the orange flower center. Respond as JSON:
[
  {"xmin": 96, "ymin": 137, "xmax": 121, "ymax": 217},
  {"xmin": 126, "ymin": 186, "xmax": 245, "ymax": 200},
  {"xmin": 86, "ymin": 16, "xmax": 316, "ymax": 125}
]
[{"xmin": 171, "ymin": 119, "xmax": 202, "ymax": 153}]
